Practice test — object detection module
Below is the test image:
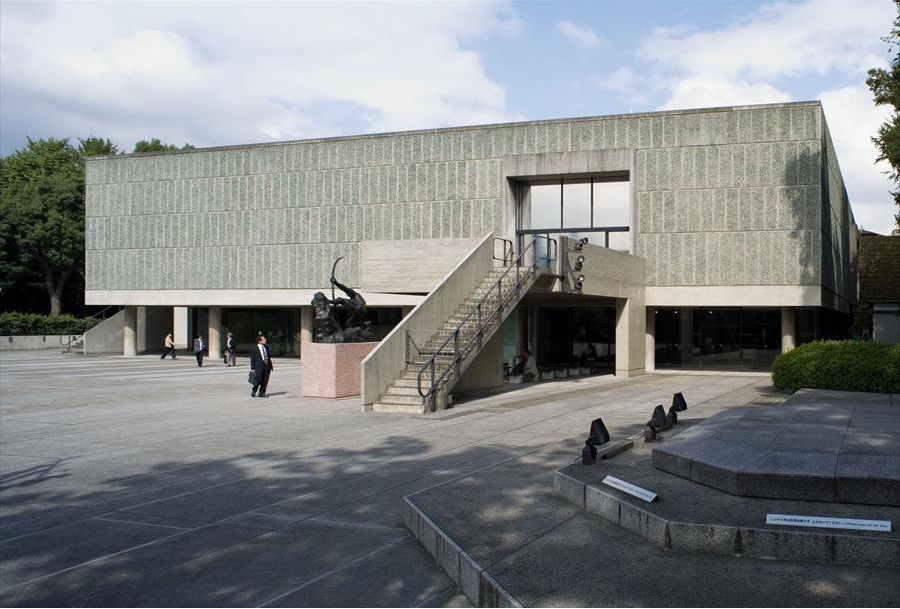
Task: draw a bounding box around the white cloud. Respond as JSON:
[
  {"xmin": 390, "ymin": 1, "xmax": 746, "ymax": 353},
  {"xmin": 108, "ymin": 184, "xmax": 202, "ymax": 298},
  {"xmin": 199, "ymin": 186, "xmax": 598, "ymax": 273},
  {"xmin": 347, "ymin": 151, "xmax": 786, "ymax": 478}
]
[
  {"xmin": 632, "ymin": 0, "xmax": 897, "ymax": 234},
  {"xmin": 638, "ymin": 1, "xmax": 893, "ymax": 80},
  {"xmin": 659, "ymin": 75, "xmax": 791, "ymax": 111},
  {"xmin": 557, "ymin": 20, "xmax": 600, "ymax": 49},
  {"xmin": 596, "ymin": 67, "xmax": 654, "ymax": 108},
  {"xmin": 0, "ymin": 1, "xmax": 518, "ymax": 152},
  {"xmin": 820, "ymin": 86, "xmax": 895, "ymax": 234}
]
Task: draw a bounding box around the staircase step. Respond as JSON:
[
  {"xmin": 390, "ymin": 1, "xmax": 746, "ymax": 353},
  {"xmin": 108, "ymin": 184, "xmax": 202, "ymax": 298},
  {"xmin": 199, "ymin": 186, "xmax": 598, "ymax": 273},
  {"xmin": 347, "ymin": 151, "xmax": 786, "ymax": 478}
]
[
  {"xmin": 377, "ymin": 393, "xmax": 426, "ymax": 406},
  {"xmin": 392, "ymin": 378, "xmax": 422, "ymax": 388},
  {"xmin": 370, "ymin": 402, "xmax": 427, "ymax": 414},
  {"xmin": 384, "ymin": 385, "xmax": 424, "ymax": 397}
]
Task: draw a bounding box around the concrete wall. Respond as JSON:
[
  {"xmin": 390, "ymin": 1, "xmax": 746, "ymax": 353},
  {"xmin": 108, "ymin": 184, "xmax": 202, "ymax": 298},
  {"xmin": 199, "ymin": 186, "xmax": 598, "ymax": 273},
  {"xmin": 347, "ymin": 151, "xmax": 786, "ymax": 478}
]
[
  {"xmin": 85, "ymin": 101, "xmax": 851, "ymax": 311},
  {"xmin": 83, "ymin": 310, "xmax": 125, "ymax": 354},
  {"xmin": 452, "ymin": 330, "xmax": 504, "ymax": 396},
  {"xmin": 0, "ymin": 336, "xmax": 81, "ymax": 351},
  {"xmin": 360, "ymin": 236, "xmax": 482, "ymax": 293},
  {"xmin": 361, "ymin": 233, "xmax": 495, "ymax": 406}
]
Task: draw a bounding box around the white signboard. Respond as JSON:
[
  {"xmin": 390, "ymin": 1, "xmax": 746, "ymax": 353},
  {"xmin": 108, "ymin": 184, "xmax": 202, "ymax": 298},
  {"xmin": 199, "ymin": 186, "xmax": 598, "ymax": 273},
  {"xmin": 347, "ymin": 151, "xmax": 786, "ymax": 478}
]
[
  {"xmin": 602, "ymin": 475, "xmax": 658, "ymax": 503},
  {"xmin": 766, "ymin": 513, "xmax": 892, "ymax": 532}
]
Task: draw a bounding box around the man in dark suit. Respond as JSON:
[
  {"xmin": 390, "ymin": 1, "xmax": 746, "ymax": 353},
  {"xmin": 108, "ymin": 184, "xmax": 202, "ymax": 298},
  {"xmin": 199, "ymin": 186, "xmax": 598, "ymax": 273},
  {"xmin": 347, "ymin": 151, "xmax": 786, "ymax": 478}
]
[{"xmin": 249, "ymin": 334, "xmax": 274, "ymax": 398}]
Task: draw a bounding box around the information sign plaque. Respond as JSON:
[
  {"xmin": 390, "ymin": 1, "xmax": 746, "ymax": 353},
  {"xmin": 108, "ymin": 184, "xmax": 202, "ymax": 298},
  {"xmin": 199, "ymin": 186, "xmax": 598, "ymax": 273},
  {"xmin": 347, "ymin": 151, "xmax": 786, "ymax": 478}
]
[
  {"xmin": 766, "ymin": 513, "xmax": 891, "ymax": 532},
  {"xmin": 602, "ymin": 475, "xmax": 658, "ymax": 503}
]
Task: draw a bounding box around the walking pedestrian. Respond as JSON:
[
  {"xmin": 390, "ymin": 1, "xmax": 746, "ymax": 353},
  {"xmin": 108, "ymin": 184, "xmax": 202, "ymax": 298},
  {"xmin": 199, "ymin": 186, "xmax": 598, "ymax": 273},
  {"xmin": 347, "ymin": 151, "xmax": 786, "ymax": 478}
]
[
  {"xmin": 193, "ymin": 335, "xmax": 206, "ymax": 367},
  {"xmin": 225, "ymin": 332, "xmax": 237, "ymax": 367},
  {"xmin": 249, "ymin": 334, "xmax": 273, "ymax": 398},
  {"xmin": 161, "ymin": 332, "xmax": 176, "ymax": 359}
]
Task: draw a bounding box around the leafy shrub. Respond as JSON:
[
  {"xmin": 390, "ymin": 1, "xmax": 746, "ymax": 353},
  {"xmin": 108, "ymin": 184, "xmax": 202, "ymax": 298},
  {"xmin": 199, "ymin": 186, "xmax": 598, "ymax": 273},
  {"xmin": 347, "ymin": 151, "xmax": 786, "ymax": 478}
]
[
  {"xmin": 772, "ymin": 340, "xmax": 900, "ymax": 393},
  {"xmin": 0, "ymin": 312, "xmax": 99, "ymax": 336}
]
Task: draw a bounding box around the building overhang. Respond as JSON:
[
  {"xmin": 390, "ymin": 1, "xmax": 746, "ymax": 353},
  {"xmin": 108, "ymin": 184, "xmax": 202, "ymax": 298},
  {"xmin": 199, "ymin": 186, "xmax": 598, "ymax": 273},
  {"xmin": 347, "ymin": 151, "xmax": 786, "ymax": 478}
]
[
  {"xmin": 85, "ymin": 290, "xmax": 425, "ymax": 308},
  {"xmin": 646, "ymin": 285, "xmax": 850, "ymax": 312}
]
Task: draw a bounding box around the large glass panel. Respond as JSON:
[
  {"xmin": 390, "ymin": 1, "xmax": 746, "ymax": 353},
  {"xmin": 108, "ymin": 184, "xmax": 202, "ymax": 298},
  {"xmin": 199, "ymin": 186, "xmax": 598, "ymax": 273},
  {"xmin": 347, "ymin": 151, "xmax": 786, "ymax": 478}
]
[
  {"xmin": 222, "ymin": 307, "xmax": 300, "ymax": 356},
  {"xmin": 796, "ymin": 308, "xmax": 818, "ymax": 345},
  {"xmin": 529, "ymin": 181, "xmax": 561, "ymax": 230},
  {"xmin": 654, "ymin": 308, "xmax": 685, "ymax": 367},
  {"xmin": 698, "ymin": 308, "xmax": 741, "ymax": 369},
  {"xmin": 593, "ymin": 180, "xmax": 630, "ymax": 227},
  {"xmin": 741, "ymin": 308, "xmax": 780, "ymax": 370},
  {"xmin": 562, "ymin": 180, "xmax": 591, "ymax": 228},
  {"xmin": 573, "ymin": 307, "xmax": 615, "ymax": 370},
  {"xmin": 538, "ymin": 307, "xmax": 573, "ymax": 367}
]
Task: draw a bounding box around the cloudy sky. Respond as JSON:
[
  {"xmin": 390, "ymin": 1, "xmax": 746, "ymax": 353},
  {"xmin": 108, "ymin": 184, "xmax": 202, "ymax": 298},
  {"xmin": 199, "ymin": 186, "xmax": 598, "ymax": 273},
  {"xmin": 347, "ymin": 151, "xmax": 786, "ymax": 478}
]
[{"xmin": 1, "ymin": 0, "xmax": 896, "ymax": 233}]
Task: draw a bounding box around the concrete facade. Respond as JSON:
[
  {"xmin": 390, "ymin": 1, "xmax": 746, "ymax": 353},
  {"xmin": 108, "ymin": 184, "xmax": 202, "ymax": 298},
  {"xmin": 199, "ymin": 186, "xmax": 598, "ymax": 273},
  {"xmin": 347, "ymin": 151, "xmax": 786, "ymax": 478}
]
[{"xmin": 83, "ymin": 101, "xmax": 858, "ymax": 381}]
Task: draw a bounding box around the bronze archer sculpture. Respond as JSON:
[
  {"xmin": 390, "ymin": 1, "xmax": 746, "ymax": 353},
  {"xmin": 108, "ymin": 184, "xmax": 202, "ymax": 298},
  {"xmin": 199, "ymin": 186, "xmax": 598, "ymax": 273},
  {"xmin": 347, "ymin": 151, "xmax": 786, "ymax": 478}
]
[{"xmin": 311, "ymin": 260, "xmax": 375, "ymax": 343}]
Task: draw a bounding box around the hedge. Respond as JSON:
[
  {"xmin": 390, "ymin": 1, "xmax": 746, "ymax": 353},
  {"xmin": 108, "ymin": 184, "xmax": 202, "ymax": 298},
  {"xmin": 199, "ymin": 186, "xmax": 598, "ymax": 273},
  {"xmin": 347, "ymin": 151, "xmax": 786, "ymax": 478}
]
[
  {"xmin": 0, "ymin": 313, "xmax": 100, "ymax": 336},
  {"xmin": 772, "ymin": 340, "xmax": 900, "ymax": 393}
]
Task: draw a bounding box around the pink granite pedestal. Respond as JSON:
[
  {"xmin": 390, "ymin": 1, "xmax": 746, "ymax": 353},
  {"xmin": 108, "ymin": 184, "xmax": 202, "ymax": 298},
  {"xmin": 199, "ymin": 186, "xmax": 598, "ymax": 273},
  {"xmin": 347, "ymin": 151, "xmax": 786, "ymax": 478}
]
[{"xmin": 301, "ymin": 342, "xmax": 378, "ymax": 398}]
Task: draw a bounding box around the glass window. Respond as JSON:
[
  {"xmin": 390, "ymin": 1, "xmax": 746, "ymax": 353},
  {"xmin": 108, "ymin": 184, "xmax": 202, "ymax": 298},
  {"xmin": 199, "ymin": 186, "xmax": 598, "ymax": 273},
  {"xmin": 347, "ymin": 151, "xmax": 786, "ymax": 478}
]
[
  {"xmin": 529, "ymin": 182, "xmax": 561, "ymax": 230},
  {"xmin": 607, "ymin": 231, "xmax": 630, "ymax": 252},
  {"xmin": 593, "ymin": 180, "xmax": 630, "ymax": 227},
  {"xmin": 562, "ymin": 180, "xmax": 591, "ymax": 228}
]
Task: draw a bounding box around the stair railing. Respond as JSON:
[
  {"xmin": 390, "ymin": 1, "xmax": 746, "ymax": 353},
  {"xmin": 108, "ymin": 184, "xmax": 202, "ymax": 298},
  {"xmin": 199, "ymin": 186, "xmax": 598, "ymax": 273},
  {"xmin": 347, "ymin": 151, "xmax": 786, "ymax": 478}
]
[
  {"xmin": 493, "ymin": 237, "xmax": 514, "ymax": 267},
  {"xmin": 59, "ymin": 305, "xmax": 122, "ymax": 351},
  {"xmin": 416, "ymin": 234, "xmax": 555, "ymax": 412}
]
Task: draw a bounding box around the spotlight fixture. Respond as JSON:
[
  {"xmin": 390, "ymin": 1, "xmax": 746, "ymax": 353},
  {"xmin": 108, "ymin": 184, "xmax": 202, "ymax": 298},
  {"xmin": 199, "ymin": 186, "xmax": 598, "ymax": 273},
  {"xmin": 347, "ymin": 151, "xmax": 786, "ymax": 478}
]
[
  {"xmin": 645, "ymin": 404, "xmax": 672, "ymax": 441},
  {"xmin": 668, "ymin": 392, "xmax": 687, "ymax": 424},
  {"xmin": 582, "ymin": 417, "xmax": 610, "ymax": 464}
]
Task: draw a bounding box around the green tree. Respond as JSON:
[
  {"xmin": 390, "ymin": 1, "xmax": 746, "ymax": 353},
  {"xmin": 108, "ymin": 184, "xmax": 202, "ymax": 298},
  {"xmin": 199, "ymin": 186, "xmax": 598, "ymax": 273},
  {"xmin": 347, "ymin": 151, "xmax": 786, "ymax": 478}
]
[
  {"xmin": 0, "ymin": 138, "xmax": 86, "ymax": 316},
  {"xmin": 867, "ymin": 0, "xmax": 900, "ymax": 230},
  {"xmin": 78, "ymin": 136, "xmax": 120, "ymax": 157},
  {"xmin": 133, "ymin": 138, "xmax": 195, "ymax": 153}
]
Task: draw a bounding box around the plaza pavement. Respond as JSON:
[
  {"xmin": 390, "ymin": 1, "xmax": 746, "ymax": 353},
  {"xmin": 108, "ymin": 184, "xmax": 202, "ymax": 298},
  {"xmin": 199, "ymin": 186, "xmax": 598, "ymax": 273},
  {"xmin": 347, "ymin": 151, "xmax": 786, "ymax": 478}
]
[{"xmin": 2, "ymin": 350, "xmax": 884, "ymax": 607}]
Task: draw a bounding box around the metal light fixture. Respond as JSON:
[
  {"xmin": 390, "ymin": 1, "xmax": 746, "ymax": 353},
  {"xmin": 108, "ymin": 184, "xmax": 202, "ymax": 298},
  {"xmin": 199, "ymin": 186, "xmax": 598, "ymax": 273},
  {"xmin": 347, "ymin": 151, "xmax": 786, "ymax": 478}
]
[
  {"xmin": 668, "ymin": 392, "xmax": 687, "ymax": 424},
  {"xmin": 582, "ymin": 417, "xmax": 610, "ymax": 464}
]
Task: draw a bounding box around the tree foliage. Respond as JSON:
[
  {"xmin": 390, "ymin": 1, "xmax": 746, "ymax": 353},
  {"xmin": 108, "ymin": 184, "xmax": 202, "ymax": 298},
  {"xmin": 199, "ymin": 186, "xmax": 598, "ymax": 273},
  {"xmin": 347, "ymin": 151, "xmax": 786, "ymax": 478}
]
[
  {"xmin": 867, "ymin": 0, "xmax": 900, "ymax": 230},
  {"xmin": 78, "ymin": 136, "xmax": 120, "ymax": 157},
  {"xmin": 0, "ymin": 138, "xmax": 87, "ymax": 316},
  {"xmin": 133, "ymin": 138, "xmax": 195, "ymax": 154}
]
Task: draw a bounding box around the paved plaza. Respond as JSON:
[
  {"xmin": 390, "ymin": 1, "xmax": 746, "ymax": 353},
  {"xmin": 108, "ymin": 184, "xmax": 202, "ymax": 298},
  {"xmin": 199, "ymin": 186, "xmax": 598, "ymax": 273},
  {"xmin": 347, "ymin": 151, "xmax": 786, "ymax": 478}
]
[{"xmin": 1, "ymin": 351, "xmax": 896, "ymax": 607}]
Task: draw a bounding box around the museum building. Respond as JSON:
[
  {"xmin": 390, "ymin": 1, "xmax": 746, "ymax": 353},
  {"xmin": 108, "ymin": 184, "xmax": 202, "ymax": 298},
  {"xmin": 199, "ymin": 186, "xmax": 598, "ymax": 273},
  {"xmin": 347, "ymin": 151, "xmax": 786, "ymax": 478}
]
[{"xmin": 84, "ymin": 100, "xmax": 858, "ymax": 410}]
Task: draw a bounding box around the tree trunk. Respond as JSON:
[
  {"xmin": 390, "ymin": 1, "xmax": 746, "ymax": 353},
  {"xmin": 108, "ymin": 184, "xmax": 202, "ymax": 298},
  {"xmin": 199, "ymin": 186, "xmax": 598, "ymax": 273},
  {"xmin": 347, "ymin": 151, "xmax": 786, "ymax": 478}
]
[
  {"xmin": 44, "ymin": 267, "xmax": 70, "ymax": 317},
  {"xmin": 49, "ymin": 292, "xmax": 62, "ymax": 317}
]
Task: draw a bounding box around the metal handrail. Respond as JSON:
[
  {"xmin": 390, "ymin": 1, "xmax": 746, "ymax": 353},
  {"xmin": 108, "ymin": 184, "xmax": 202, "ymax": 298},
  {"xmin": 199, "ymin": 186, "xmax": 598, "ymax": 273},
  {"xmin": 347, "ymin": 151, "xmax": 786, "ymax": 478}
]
[
  {"xmin": 416, "ymin": 235, "xmax": 555, "ymax": 412},
  {"xmin": 493, "ymin": 237, "xmax": 514, "ymax": 266}
]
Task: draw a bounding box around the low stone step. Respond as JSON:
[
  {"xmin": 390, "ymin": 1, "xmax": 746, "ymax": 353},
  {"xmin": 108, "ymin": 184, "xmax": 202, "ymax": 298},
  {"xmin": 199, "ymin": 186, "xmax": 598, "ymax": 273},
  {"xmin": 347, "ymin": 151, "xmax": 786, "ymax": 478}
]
[
  {"xmin": 377, "ymin": 393, "xmax": 426, "ymax": 406},
  {"xmin": 370, "ymin": 402, "xmax": 426, "ymax": 414}
]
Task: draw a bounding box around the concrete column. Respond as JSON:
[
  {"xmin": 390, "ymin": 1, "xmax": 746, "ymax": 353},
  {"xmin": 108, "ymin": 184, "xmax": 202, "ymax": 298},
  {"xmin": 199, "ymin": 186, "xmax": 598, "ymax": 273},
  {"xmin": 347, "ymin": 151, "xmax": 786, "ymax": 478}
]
[
  {"xmin": 208, "ymin": 306, "xmax": 222, "ymax": 359},
  {"xmin": 615, "ymin": 296, "xmax": 646, "ymax": 378},
  {"xmin": 173, "ymin": 307, "xmax": 189, "ymax": 349},
  {"xmin": 123, "ymin": 306, "xmax": 137, "ymax": 357},
  {"xmin": 781, "ymin": 306, "xmax": 796, "ymax": 353},
  {"xmin": 300, "ymin": 306, "xmax": 313, "ymax": 359},
  {"xmin": 137, "ymin": 306, "xmax": 147, "ymax": 353},
  {"xmin": 645, "ymin": 307, "xmax": 656, "ymax": 373}
]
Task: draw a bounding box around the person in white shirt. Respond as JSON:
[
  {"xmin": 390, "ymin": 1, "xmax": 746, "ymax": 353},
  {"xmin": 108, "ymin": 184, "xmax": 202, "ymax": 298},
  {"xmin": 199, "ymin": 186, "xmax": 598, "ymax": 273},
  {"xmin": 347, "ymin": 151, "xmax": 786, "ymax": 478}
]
[{"xmin": 161, "ymin": 332, "xmax": 176, "ymax": 360}]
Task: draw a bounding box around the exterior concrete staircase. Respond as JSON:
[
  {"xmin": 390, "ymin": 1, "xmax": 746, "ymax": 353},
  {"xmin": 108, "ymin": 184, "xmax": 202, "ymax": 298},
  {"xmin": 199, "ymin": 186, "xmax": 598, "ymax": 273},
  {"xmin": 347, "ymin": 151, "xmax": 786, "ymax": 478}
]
[{"xmin": 371, "ymin": 264, "xmax": 541, "ymax": 413}]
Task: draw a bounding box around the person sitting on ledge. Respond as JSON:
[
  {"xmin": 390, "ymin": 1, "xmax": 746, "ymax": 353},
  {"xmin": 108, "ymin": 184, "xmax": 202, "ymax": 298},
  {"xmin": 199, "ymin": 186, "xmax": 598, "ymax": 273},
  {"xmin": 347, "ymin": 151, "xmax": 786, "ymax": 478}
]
[{"xmin": 511, "ymin": 346, "xmax": 538, "ymax": 381}]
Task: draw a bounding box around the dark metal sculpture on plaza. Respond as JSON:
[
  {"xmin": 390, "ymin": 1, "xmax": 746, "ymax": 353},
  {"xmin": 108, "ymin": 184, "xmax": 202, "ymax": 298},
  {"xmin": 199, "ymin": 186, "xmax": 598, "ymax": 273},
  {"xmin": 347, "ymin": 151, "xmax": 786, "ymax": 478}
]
[{"xmin": 311, "ymin": 257, "xmax": 375, "ymax": 343}]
